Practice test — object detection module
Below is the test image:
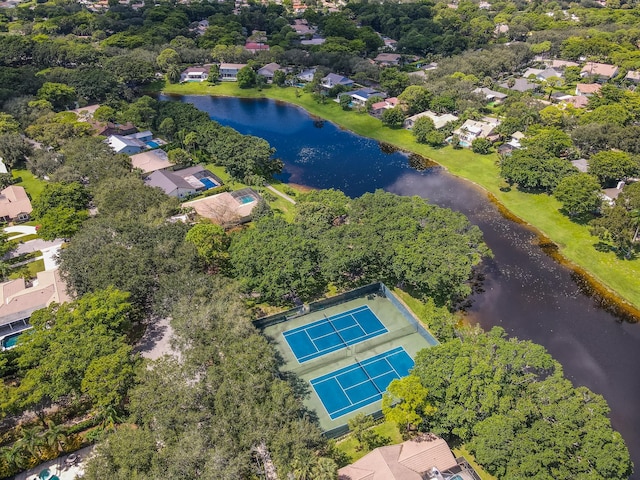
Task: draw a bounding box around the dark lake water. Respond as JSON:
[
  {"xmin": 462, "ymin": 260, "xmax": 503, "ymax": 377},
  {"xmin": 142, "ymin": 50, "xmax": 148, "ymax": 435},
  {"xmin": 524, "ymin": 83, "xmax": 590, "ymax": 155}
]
[{"xmin": 163, "ymin": 94, "xmax": 640, "ymax": 474}]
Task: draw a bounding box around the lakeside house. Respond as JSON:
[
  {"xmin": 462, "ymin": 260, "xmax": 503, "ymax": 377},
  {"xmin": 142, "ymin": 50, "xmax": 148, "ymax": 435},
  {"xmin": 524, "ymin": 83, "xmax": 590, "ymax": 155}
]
[
  {"xmin": 106, "ymin": 130, "xmax": 162, "ymax": 155},
  {"xmin": 219, "ymin": 63, "xmax": 248, "ymax": 81},
  {"xmin": 182, "ymin": 188, "xmax": 261, "ymax": 227},
  {"xmin": 0, "ymin": 270, "xmax": 70, "ymax": 349},
  {"xmin": 497, "ymin": 131, "xmax": 525, "ymax": 155},
  {"xmin": 180, "ymin": 65, "xmax": 211, "ymax": 82},
  {"xmin": 257, "ymin": 63, "xmax": 284, "ymax": 83},
  {"xmin": 0, "ymin": 186, "xmax": 32, "ymax": 222},
  {"xmin": 321, "ymin": 73, "xmax": 354, "ymax": 89},
  {"xmin": 337, "ymin": 433, "xmax": 480, "ymax": 480},
  {"xmin": 370, "ymin": 97, "xmax": 399, "ymax": 116},
  {"xmin": 347, "ymin": 88, "xmax": 385, "ymax": 107},
  {"xmin": 144, "ymin": 165, "xmax": 222, "ymax": 198},
  {"xmin": 297, "ymin": 67, "xmax": 317, "ymax": 83},
  {"xmin": 452, "ymin": 117, "xmax": 501, "ymax": 147},
  {"xmin": 404, "ymin": 111, "xmax": 458, "ymax": 130}
]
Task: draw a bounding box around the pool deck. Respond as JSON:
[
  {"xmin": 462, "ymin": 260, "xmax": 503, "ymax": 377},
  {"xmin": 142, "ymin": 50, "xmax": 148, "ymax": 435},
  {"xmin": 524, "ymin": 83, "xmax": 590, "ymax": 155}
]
[{"xmin": 12, "ymin": 445, "xmax": 94, "ymax": 480}]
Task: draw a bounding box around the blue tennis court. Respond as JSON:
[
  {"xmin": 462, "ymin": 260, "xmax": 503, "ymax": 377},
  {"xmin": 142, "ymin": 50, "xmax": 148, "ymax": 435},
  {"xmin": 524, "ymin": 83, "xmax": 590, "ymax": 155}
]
[
  {"xmin": 283, "ymin": 305, "xmax": 387, "ymax": 363},
  {"xmin": 310, "ymin": 347, "xmax": 414, "ymax": 420}
]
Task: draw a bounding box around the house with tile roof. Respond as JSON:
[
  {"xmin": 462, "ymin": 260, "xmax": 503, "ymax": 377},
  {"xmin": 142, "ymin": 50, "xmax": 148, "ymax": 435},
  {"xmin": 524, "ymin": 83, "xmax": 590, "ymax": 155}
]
[
  {"xmin": 257, "ymin": 63, "xmax": 284, "ymax": 82},
  {"xmin": 338, "ymin": 434, "xmax": 479, "ymax": 480},
  {"xmin": 0, "ymin": 270, "xmax": 71, "ymax": 348},
  {"xmin": 575, "ymin": 83, "xmax": 601, "ymax": 97},
  {"xmin": 580, "ymin": 62, "xmax": 618, "ymax": 82},
  {"xmin": 219, "ymin": 63, "xmax": 248, "ymax": 81},
  {"xmin": 180, "ymin": 65, "xmax": 211, "ymax": 82},
  {"xmin": 130, "ymin": 149, "xmax": 174, "ymax": 174},
  {"xmin": 145, "ymin": 166, "xmax": 222, "ymax": 198},
  {"xmin": 404, "ymin": 111, "xmax": 458, "ymax": 130},
  {"xmin": 0, "ymin": 186, "xmax": 32, "ymax": 222},
  {"xmin": 370, "ymin": 97, "xmax": 399, "ymax": 116}
]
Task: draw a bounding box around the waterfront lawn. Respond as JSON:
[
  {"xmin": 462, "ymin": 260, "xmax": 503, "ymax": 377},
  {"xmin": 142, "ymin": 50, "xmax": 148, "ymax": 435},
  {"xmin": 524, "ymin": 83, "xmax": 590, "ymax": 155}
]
[{"xmin": 164, "ymin": 82, "xmax": 640, "ymax": 310}]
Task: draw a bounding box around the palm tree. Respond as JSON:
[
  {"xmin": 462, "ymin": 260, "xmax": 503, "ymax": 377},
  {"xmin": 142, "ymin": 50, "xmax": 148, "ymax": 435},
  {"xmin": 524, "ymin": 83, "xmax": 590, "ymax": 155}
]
[
  {"xmin": 17, "ymin": 426, "xmax": 44, "ymax": 461},
  {"xmin": 290, "ymin": 453, "xmax": 315, "ymax": 480},
  {"xmin": 311, "ymin": 457, "xmax": 338, "ymax": 480},
  {"xmin": 97, "ymin": 405, "xmax": 122, "ymax": 432},
  {"xmin": 43, "ymin": 420, "xmax": 68, "ymax": 455},
  {"xmin": 0, "ymin": 444, "xmax": 27, "ymax": 472}
]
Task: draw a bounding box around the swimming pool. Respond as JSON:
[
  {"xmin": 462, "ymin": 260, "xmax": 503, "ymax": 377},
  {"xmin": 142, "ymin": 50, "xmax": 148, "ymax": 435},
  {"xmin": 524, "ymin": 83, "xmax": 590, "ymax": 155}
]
[
  {"xmin": 146, "ymin": 141, "xmax": 159, "ymax": 148},
  {"xmin": 238, "ymin": 194, "xmax": 255, "ymax": 204},
  {"xmin": 1, "ymin": 332, "xmax": 23, "ymax": 349}
]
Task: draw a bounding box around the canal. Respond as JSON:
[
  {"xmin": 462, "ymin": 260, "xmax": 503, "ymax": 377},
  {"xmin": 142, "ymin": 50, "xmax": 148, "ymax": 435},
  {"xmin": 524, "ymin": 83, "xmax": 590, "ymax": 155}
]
[{"xmin": 163, "ymin": 94, "xmax": 640, "ymax": 473}]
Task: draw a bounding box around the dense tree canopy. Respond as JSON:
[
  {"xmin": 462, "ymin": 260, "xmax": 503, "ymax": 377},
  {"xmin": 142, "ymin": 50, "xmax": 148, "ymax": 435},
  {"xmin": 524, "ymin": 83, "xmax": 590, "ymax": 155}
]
[
  {"xmin": 230, "ymin": 190, "xmax": 489, "ymax": 305},
  {"xmin": 402, "ymin": 328, "xmax": 633, "ymax": 479}
]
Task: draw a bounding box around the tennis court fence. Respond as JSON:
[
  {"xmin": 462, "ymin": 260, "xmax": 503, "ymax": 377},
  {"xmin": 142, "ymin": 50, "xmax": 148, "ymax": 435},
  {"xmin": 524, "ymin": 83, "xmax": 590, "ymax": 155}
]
[{"xmin": 289, "ymin": 324, "xmax": 417, "ymax": 377}]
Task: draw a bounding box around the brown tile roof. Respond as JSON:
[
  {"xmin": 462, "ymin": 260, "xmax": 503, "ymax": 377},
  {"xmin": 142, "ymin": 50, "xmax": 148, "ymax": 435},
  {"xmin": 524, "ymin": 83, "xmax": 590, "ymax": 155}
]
[
  {"xmin": 0, "ymin": 270, "xmax": 71, "ymax": 326},
  {"xmin": 0, "ymin": 186, "xmax": 32, "ymax": 220},
  {"xmin": 338, "ymin": 435, "xmax": 458, "ymax": 480},
  {"xmin": 581, "ymin": 62, "xmax": 618, "ymax": 78},
  {"xmin": 576, "ymin": 83, "xmax": 601, "ymax": 95},
  {"xmin": 130, "ymin": 150, "xmax": 174, "ymax": 174}
]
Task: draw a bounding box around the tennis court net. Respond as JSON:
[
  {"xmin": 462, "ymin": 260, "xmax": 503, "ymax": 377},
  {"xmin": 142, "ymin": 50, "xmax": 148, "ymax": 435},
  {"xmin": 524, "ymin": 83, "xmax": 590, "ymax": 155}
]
[{"xmin": 289, "ymin": 324, "xmax": 416, "ymax": 377}]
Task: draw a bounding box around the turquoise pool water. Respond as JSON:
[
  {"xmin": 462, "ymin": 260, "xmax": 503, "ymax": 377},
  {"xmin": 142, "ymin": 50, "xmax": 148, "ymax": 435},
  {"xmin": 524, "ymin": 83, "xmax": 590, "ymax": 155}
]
[
  {"xmin": 1, "ymin": 332, "xmax": 22, "ymax": 349},
  {"xmin": 146, "ymin": 141, "xmax": 159, "ymax": 148},
  {"xmin": 238, "ymin": 194, "xmax": 255, "ymax": 204}
]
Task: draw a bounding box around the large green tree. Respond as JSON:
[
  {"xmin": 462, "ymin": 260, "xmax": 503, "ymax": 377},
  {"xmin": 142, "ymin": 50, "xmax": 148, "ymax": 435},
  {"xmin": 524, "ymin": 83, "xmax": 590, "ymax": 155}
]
[
  {"xmin": 553, "ymin": 173, "xmax": 602, "ymax": 217},
  {"xmin": 588, "ymin": 151, "xmax": 639, "ymax": 187},
  {"xmin": 409, "ymin": 328, "xmax": 632, "ymax": 479}
]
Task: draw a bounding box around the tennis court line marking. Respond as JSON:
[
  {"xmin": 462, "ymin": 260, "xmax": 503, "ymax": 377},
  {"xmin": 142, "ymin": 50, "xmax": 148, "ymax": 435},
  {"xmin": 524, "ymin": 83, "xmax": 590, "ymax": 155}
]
[
  {"xmin": 310, "ymin": 347, "xmax": 411, "ymax": 419},
  {"xmin": 283, "ymin": 305, "xmax": 388, "ymax": 363},
  {"xmin": 296, "ymin": 327, "xmax": 387, "ymax": 363},
  {"xmin": 282, "ymin": 305, "xmax": 371, "ymax": 336}
]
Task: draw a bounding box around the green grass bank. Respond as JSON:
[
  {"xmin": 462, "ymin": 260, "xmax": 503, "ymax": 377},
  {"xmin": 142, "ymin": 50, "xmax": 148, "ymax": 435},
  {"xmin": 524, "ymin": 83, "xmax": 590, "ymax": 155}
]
[{"xmin": 161, "ymin": 81, "xmax": 640, "ymax": 312}]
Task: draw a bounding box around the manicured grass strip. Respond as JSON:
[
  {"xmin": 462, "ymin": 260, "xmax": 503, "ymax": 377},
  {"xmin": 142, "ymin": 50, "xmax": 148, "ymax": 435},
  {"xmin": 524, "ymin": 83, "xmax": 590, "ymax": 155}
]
[
  {"xmin": 9, "ymin": 258, "xmax": 45, "ymax": 280},
  {"xmin": 162, "ymin": 81, "xmax": 640, "ymax": 310}
]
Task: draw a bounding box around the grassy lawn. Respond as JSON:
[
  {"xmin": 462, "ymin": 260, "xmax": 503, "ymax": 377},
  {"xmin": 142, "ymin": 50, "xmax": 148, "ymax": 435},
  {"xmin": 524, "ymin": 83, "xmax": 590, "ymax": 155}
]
[
  {"xmin": 162, "ymin": 81, "xmax": 640, "ymax": 311},
  {"xmin": 9, "ymin": 258, "xmax": 45, "ymax": 280},
  {"xmin": 12, "ymin": 169, "xmax": 47, "ymax": 202},
  {"xmin": 335, "ymin": 421, "xmax": 403, "ymax": 463}
]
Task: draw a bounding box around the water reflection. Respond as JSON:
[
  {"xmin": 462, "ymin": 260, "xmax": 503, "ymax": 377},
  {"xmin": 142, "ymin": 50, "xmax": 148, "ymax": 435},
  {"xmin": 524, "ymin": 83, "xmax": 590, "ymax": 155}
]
[{"xmin": 164, "ymin": 95, "xmax": 640, "ymax": 474}]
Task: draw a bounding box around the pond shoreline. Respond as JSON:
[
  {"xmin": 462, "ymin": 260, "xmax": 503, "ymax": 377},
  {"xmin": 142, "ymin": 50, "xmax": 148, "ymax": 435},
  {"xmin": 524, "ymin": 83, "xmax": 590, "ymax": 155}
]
[{"xmin": 157, "ymin": 84, "xmax": 640, "ymax": 321}]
